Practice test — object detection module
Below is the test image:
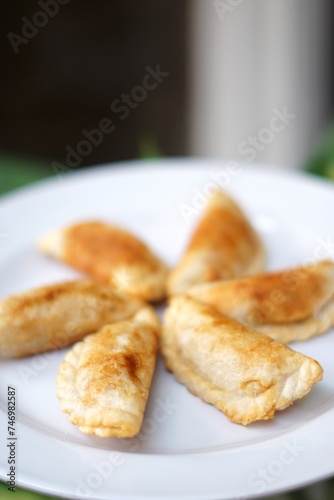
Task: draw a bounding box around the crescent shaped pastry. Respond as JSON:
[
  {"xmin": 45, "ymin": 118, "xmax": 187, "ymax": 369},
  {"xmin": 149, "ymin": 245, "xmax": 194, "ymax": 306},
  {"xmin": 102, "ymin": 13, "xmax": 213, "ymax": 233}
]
[
  {"xmin": 187, "ymin": 260, "xmax": 334, "ymax": 343},
  {"xmin": 167, "ymin": 190, "xmax": 264, "ymax": 296},
  {"xmin": 57, "ymin": 307, "xmax": 160, "ymax": 437},
  {"xmin": 0, "ymin": 280, "xmax": 144, "ymax": 358},
  {"xmin": 161, "ymin": 296, "xmax": 323, "ymax": 425},
  {"xmin": 38, "ymin": 221, "xmax": 169, "ymax": 302}
]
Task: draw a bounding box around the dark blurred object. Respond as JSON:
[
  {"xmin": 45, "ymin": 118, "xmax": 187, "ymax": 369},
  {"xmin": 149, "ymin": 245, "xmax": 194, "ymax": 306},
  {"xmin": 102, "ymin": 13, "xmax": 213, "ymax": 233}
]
[
  {"xmin": 304, "ymin": 122, "xmax": 334, "ymax": 180},
  {"xmin": 0, "ymin": 0, "xmax": 188, "ymax": 171}
]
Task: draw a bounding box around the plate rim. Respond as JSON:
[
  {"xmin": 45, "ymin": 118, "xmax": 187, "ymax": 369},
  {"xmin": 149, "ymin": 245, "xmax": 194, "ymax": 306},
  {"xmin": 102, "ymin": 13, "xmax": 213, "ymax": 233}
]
[{"xmin": 1, "ymin": 158, "xmax": 334, "ymax": 500}]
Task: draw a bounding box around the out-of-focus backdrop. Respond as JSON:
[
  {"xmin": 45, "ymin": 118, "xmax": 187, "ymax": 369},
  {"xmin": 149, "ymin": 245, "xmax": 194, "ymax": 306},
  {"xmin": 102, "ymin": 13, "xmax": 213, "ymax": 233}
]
[
  {"xmin": 1, "ymin": 0, "xmax": 334, "ymax": 193},
  {"xmin": 1, "ymin": 0, "xmax": 188, "ymax": 192},
  {"xmin": 1, "ymin": 1, "xmax": 334, "ymax": 499},
  {"xmin": 190, "ymin": 0, "xmax": 334, "ymax": 169}
]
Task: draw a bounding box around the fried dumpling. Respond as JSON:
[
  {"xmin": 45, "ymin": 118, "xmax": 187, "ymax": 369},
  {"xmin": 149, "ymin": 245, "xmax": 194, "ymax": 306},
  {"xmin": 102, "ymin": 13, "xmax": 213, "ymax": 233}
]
[
  {"xmin": 161, "ymin": 296, "xmax": 323, "ymax": 425},
  {"xmin": 167, "ymin": 190, "xmax": 264, "ymax": 296},
  {"xmin": 57, "ymin": 307, "xmax": 160, "ymax": 437},
  {"xmin": 0, "ymin": 280, "xmax": 144, "ymax": 358},
  {"xmin": 38, "ymin": 221, "xmax": 169, "ymax": 302},
  {"xmin": 187, "ymin": 260, "xmax": 334, "ymax": 343}
]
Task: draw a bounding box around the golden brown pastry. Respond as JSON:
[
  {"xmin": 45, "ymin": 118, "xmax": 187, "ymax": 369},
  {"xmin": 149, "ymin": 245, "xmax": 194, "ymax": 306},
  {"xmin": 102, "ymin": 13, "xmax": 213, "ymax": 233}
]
[
  {"xmin": 0, "ymin": 280, "xmax": 144, "ymax": 358},
  {"xmin": 38, "ymin": 221, "xmax": 169, "ymax": 302},
  {"xmin": 161, "ymin": 296, "xmax": 323, "ymax": 425},
  {"xmin": 187, "ymin": 260, "xmax": 334, "ymax": 343},
  {"xmin": 167, "ymin": 190, "xmax": 264, "ymax": 295},
  {"xmin": 57, "ymin": 307, "xmax": 160, "ymax": 437}
]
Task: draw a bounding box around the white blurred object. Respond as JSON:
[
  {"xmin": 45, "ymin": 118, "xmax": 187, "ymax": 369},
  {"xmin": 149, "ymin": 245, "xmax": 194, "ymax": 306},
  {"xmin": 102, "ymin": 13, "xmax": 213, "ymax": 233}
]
[{"xmin": 188, "ymin": 0, "xmax": 332, "ymax": 168}]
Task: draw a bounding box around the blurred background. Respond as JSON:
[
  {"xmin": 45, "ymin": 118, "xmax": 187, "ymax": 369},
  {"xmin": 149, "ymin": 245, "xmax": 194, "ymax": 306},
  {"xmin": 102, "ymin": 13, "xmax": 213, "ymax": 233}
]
[
  {"xmin": 1, "ymin": 0, "xmax": 334, "ymax": 194},
  {"xmin": 1, "ymin": 1, "xmax": 334, "ymax": 499}
]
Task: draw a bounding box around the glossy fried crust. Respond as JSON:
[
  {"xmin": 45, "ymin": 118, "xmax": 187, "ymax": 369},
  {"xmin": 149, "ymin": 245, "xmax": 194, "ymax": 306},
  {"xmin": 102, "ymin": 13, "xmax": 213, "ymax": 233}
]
[
  {"xmin": 167, "ymin": 190, "xmax": 264, "ymax": 295},
  {"xmin": 0, "ymin": 280, "xmax": 144, "ymax": 358},
  {"xmin": 38, "ymin": 221, "xmax": 169, "ymax": 302},
  {"xmin": 187, "ymin": 260, "xmax": 334, "ymax": 343},
  {"xmin": 57, "ymin": 307, "xmax": 160, "ymax": 437},
  {"xmin": 161, "ymin": 296, "xmax": 323, "ymax": 425}
]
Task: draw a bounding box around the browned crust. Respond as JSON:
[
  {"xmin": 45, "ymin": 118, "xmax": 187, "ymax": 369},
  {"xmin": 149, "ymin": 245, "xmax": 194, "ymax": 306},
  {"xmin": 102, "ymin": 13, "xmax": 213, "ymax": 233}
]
[
  {"xmin": 0, "ymin": 280, "xmax": 144, "ymax": 358},
  {"xmin": 57, "ymin": 308, "xmax": 160, "ymax": 437},
  {"xmin": 64, "ymin": 222, "xmax": 162, "ymax": 280},
  {"xmin": 40, "ymin": 221, "xmax": 169, "ymax": 302},
  {"xmin": 167, "ymin": 191, "xmax": 264, "ymax": 295},
  {"xmin": 188, "ymin": 260, "xmax": 334, "ymax": 325},
  {"xmin": 161, "ymin": 296, "xmax": 323, "ymax": 425}
]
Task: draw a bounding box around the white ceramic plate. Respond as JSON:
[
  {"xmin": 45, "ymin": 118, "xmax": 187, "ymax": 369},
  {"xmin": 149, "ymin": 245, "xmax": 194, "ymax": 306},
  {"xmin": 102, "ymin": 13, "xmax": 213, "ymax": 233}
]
[{"xmin": 0, "ymin": 159, "xmax": 334, "ymax": 500}]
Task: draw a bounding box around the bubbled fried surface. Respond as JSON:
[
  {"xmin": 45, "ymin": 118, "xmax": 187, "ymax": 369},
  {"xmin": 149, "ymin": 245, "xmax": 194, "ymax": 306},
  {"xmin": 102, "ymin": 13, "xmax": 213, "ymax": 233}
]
[
  {"xmin": 161, "ymin": 296, "xmax": 323, "ymax": 425},
  {"xmin": 187, "ymin": 260, "xmax": 334, "ymax": 343},
  {"xmin": 167, "ymin": 191, "xmax": 264, "ymax": 296},
  {"xmin": 57, "ymin": 307, "xmax": 160, "ymax": 437},
  {"xmin": 39, "ymin": 221, "xmax": 169, "ymax": 302},
  {"xmin": 0, "ymin": 280, "xmax": 144, "ymax": 358}
]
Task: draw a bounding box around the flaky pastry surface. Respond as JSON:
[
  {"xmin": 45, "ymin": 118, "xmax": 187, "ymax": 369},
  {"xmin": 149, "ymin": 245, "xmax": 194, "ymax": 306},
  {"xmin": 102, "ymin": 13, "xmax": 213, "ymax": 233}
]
[
  {"xmin": 161, "ymin": 296, "xmax": 323, "ymax": 425},
  {"xmin": 0, "ymin": 280, "xmax": 144, "ymax": 357},
  {"xmin": 167, "ymin": 190, "xmax": 264, "ymax": 295},
  {"xmin": 38, "ymin": 221, "xmax": 169, "ymax": 302},
  {"xmin": 57, "ymin": 307, "xmax": 160, "ymax": 437},
  {"xmin": 187, "ymin": 260, "xmax": 334, "ymax": 343}
]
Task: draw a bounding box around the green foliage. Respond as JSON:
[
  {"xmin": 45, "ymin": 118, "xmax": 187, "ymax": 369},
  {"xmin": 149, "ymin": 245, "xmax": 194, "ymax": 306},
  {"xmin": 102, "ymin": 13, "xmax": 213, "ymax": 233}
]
[
  {"xmin": 0, "ymin": 481, "xmax": 52, "ymax": 499},
  {"xmin": 0, "ymin": 153, "xmax": 51, "ymax": 195},
  {"xmin": 304, "ymin": 123, "xmax": 334, "ymax": 180}
]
